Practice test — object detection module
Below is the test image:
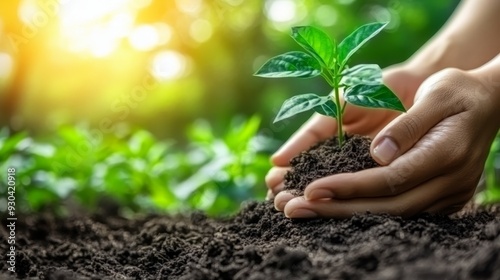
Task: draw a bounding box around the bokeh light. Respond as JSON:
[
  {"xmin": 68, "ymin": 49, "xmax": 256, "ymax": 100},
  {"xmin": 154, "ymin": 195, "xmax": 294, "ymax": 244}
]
[
  {"xmin": 129, "ymin": 25, "xmax": 160, "ymax": 51},
  {"xmin": 0, "ymin": 0, "xmax": 460, "ymax": 139},
  {"xmin": 265, "ymin": 0, "xmax": 297, "ymax": 23},
  {"xmin": 175, "ymin": 0, "xmax": 203, "ymax": 15},
  {"xmin": 314, "ymin": 5, "xmax": 338, "ymax": 27},
  {"xmin": 0, "ymin": 53, "xmax": 13, "ymax": 79},
  {"xmin": 189, "ymin": 19, "xmax": 213, "ymax": 43},
  {"xmin": 152, "ymin": 51, "xmax": 188, "ymax": 81}
]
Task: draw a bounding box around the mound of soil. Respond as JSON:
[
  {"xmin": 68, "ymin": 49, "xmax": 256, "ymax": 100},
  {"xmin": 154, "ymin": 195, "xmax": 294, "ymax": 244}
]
[
  {"xmin": 284, "ymin": 135, "xmax": 379, "ymax": 195},
  {"xmin": 1, "ymin": 203, "xmax": 500, "ymax": 279},
  {"xmin": 2, "ymin": 135, "xmax": 499, "ymax": 279}
]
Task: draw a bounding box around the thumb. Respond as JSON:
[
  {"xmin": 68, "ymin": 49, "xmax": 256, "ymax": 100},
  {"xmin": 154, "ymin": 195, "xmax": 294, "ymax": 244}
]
[
  {"xmin": 370, "ymin": 89, "xmax": 449, "ymax": 165},
  {"xmin": 272, "ymin": 114, "xmax": 336, "ymax": 166}
]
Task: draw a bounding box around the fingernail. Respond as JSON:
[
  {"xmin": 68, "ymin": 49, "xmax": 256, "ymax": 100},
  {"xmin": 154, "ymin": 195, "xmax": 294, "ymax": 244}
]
[
  {"xmin": 307, "ymin": 189, "xmax": 333, "ymax": 200},
  {"xmin": 373, "ymin": 137, "xmax": 399, "ymax": 165},
  {"xmin": 275, "ymin": 200, "xmax": 287, "ymax": 211},
  {"xmin": 289, "ymin": 209, "xmax": 318, "ymax": 218}
]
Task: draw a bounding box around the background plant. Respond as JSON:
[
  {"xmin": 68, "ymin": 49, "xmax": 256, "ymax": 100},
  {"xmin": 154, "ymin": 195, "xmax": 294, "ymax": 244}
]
[
  {"xmin": 0, "ymin": 1, "xmax": 459, "ymax": 143},
  {"xmin": 0, "ymin": 1, "xmax": 472, "ymax": 217},
  {"xmin": 255, "ymin": 22, "xmax": 406, "ymax": 147},
  {"xmin": 0, "ymin": 116, "xmax": 274, "ymax": 217},
  {"xmin": 476, "ymin": 133, "xmax": 500, "ymax": 204}
]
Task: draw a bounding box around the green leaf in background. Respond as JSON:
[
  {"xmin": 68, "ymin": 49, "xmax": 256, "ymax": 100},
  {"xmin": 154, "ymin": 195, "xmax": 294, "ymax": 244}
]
[
  {"xmin": 314, "ymin": 98, "xmax": 337, "ymax": 118},
  {"xmin": 254, "ymin": 51, "xmax": 321, "ymax": 78},
  {"xmin": 338, "ymin": 22, "xmax": 388, "ymax": 66},
  {"xmin": 291, "ymin": 26, "xmax": 335, "ymax": 67},
  {"xmin": 341, "ymin": 64, "xmax": 383, "ymax": 86},
  {"xmin": 0, "ymin": 131, "xmax": 28, "ymax": 160},
  {"xmin": 477, "ymin": 134, "xmax": 500, "ymax": 204},
  {"xmin": 225, "ymin": 115, "xmax": 261, "ymax": 150},
  {"xmin": 344, "ymin": 84, "xmax": 406, "ymax": 112},
  {"xmin": 274, "ymin": 93, "xmax": 331, "ymax": 123}
]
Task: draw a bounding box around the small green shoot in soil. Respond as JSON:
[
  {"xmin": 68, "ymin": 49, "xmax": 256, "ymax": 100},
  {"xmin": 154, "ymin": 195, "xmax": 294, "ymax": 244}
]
[{"xmin": 255, "ymin": 22, "xmax": 406, "ymax": 147}]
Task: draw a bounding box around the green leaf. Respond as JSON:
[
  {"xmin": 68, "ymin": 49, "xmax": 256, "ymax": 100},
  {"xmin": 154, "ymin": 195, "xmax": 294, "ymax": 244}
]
[
  {"xmin": 274, "ymin": 94, "xmax": 332, "ymax": 123},
  {"xmin": 344, "ymin": 84, "xmax": 406, "ymax": 112},
  {"xmin": 338, "ymin": 22, "xmax": 388, "ymax": 66},
  {"xmin": 291, "ymin": 26, "xmax": 335, "ymax": 67},
  {"xmin": 341, "ymin": 64, "xmax": 383, "ymax": 86},
  {"xmin": 314, "ymin": 98, "xmax": 337, "ymax": 118},
  {"xmin": 254, "ymin": 51, "xmax": 321, "ymax": 78}
]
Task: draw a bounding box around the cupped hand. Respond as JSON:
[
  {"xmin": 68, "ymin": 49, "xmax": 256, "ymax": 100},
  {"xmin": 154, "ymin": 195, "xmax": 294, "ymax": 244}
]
[
  {"xmin": 275, "ymin": 68, "xmax": 500, "ymax": 218},
  {"xmin": 266, "ymin": 65, "xmax": 424, "ymax": 199}
]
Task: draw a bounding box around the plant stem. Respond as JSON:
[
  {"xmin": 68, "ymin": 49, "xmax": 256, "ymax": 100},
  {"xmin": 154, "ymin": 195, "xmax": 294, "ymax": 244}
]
[
  {"xmin": 329, "ymin": 59, "xmax": 344, "ymax": 148},
  {"xmin": 333, "ymin": 81, "xmax": 344, "ymax": 147}
]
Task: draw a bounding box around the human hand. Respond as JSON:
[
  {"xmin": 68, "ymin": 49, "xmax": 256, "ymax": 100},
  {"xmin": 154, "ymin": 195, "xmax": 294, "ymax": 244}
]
[
  {"xmin": 265, "ymin": 65, "xmax": 423, "ymax": 199},
  {"xmin": 274, "ymin": 68, "xmax": 500, "ymax": 218}
]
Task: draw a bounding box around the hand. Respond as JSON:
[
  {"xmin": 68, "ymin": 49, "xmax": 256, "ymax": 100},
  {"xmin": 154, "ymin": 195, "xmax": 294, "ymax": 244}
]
[
  {"xmin": 274, "ymin": 68, "xmax": 500, "ymax": 218},
  {"xmin": 266, "ymin": 65, "xmax": 424, "ymax": 199}
]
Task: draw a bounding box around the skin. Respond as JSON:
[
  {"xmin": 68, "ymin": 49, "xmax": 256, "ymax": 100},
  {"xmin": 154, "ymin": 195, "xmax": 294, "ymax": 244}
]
[{"xmin": 266, "ymin": 0, "xmax": 500, "ymax": 218}]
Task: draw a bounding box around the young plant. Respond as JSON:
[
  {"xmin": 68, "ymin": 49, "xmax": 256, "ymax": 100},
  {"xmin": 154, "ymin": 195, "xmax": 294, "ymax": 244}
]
[{"xmin": 255, "ymin": 22, "xmax": 406, "ymax": 147}]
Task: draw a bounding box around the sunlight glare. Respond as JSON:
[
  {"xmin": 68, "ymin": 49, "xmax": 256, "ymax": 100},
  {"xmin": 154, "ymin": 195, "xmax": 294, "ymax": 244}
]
[
  {"xmin": 129, "ymin": 25, "xmax": 160, "ymax": 51},
  {"xmin": 109, "ymin": 13, "xmax": 135, "ymax": 38},
  {"xmin": 60, "ymin": 0, "xmax": 129, "ymax": 28},
  {"xmin": 89, "ymin": 30, "xmax": 118, "ymax": 58},
  {"xmin": 131, "ymin": 0, "xmax": 153, "ymax": 9},
  {"xmin": 0, "ymin": 53, "xmax": 14, "ymax": 79},
  {"xmin": 265, "ymin": 0, "xmax": 297, "ymax": 23},
  {"xmin": 151, "ymin": 51, "xmax": 187, "ymax": 81},
  {"xmin": 58, "ymin": 0, "xmax": 139, "ymax": 57},
  {"xmin": 18, "ymin": 0, "xmax": 38, "ymax": 25}
]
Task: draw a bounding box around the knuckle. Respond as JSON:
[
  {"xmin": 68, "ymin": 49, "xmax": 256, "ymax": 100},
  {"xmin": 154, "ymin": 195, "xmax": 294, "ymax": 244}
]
[
  {"xmin": 425, "ymin": 69, "xmax": 471, "ymax": 111},
  {"xmin": 395, "ymin": 115, "xmax": 423, "ymax": 143}
]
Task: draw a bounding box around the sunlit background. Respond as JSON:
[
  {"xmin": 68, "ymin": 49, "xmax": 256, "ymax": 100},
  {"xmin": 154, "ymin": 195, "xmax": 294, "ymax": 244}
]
[
  {"xmin": 1, "ymin": 0, "xmax": 475, "ymax": 216},
  {"xmin": 0, "ymin": 0, "xmax": 459, "ymax": 140}
]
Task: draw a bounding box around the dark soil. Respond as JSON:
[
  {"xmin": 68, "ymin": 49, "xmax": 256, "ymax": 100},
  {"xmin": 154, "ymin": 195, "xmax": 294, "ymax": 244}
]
[
  {"xmin": 284, "ymin": 135, "xmax": 379, "ymax": 195},
  {"xmin": 1, "ymin": 135, "xmax": 500, "ymax": 279},
  {"xmin": 1, "ymin": 203, "xmax": 500, "ymax": 279}
]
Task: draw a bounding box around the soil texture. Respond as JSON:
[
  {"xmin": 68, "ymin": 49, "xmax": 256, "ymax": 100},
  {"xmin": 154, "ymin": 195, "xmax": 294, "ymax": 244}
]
[
  {"xmin": 0, "ymin": 203, "xmax": 499, "ymax": 279},
  {"xmin": 284, "ymin": 135, "xmax": 379, "ymax": 195},
  {"xmin": 2, "ymin": 136, "xmax": 500, "ymax": 279}
]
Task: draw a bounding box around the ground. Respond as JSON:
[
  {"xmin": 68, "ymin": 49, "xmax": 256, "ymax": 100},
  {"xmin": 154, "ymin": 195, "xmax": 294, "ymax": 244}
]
[
  {"xmin": 1, "ymin": 202, "xmax": 499, "ymax": 280},
  {"xmin": 2, "ymin": 136, "xmax": 499, "ymax": 279}
]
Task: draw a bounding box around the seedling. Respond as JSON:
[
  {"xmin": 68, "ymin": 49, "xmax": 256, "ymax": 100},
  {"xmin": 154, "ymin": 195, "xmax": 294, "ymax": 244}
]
[{"xmin": 255, "ymin": 22, "xmax": 406, "ymax": 147}]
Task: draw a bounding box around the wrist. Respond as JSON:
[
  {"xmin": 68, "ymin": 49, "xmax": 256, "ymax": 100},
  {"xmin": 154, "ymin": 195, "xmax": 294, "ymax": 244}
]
[
  {"xmin": 404, "ymin": 36, "xmax": 459, "ymax": 78},
  {"xmin": 468, "ymin": 64, "xmax": 500, "ymax": 129}
]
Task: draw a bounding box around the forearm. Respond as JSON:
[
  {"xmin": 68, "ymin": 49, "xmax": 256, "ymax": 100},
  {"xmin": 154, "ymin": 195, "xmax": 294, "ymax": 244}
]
[
  {"xmin": 470, "ymin": 54, "xmax": 500, "ymax": 129},
  {"xmin": 405, "ymin": 0, "xmax": 500, "ymax": 77}
]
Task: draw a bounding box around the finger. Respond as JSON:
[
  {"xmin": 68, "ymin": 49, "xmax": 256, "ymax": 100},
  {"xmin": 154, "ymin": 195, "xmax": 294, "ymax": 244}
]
[
  {"xmin": 424, "ymin": 193, "xmax": 472, "ymax": 215},
  {"xmin": 371, "ymin": 77, "xmax": 462, "ymax": 165},
  {"xmin": 423, "ymin": 181, "xmax": 475, "ymax": 215},
  {"xmin": 274, "ymin": 191, "xmax": 296, "ymax": 211},
  {"xmin": 265, "ymin": 166, "xmax": 289, "ymax": 194},
  {"xmin": 284, "ymin": 176, "xmax": 451, "ymax": 218},
  {"xmin": 305, "ymin": 133, "xmax": 442, "ymax": 200},
  {"xmin": 271, "ymin": 114, "xmax": 336, "ymax": 166}
]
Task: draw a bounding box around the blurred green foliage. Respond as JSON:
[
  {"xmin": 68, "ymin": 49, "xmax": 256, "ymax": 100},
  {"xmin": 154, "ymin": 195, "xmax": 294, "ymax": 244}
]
[
  {"xmin": 0, "ymin": 0, "xmax": 460, "ymax": 142},
  {"xmin": 0, "ymin": 116, "xmax": 274, "ymax": 216},
  {"xmin": 2, "ymin": 122, "xmax": 499, "ymax": 216},
  {"xmin": 1, "ymin": 0, "xmax": 477, "ymax": 216},
  {"xmin": 476, "ymin": 134, "xmax": 500, "ymax": 205}
]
